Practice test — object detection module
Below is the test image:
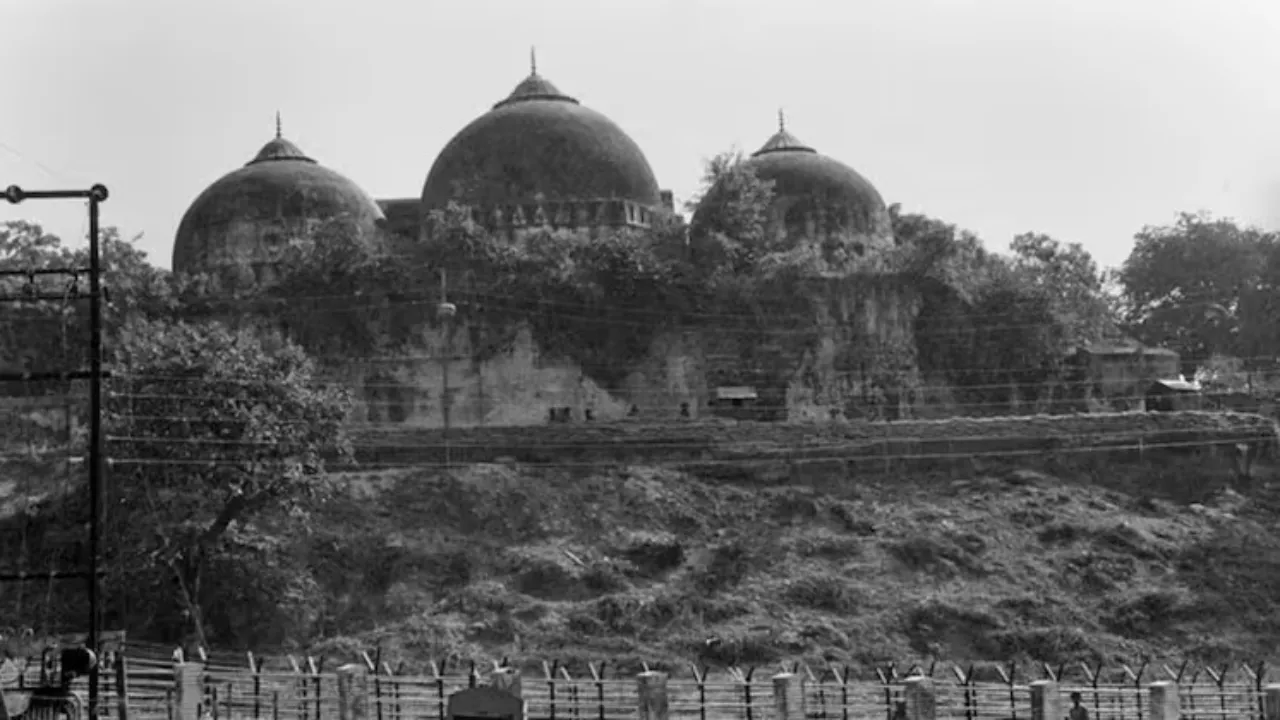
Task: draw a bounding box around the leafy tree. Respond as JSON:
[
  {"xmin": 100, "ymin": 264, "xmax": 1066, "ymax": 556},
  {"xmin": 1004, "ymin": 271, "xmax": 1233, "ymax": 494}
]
[
  {"xmin": 1118, "ymin": 212, "xmax": 1271, "ymax": 371},
  {"xmin": 0, "ymin": 221, "xmax": 173, "ymax": 388},
  {"xmin": 1237, "ymin": 234, "xmax": 1280, "ymax": 369},
  {"xmin": 104, "ymin": 316, "xmax": 352, "ymax": 647},
  {"xmin": 892, "ymin": 211, "xmax": 1074, "ymax": 411},
  {"xmin": 686, "ymin": 150, "xmax": 776, "ymax": 277},
  {"xmin": 1009, "ymin": 232, "xmax": 1114, "ymax": 349},
  {"xmin": 266, "ymin": 218, "xmax": 408, "ymax": 356}
]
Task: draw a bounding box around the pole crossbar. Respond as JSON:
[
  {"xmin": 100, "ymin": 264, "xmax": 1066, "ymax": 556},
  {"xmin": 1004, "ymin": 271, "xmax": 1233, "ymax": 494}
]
[
  {"xmin": 2, "ymin": 182, "xmax": 108, "ymax": 720},
  {"xmin": 0, "ymin": 292, "xmax": 101, "ymax": 302},
  {"xmin": 0, "ymin": 268, "xmax": 92, "ymax": 277},
  {"xmin": 0, "ymin": 570, "xmax": 109, "ymax": 582},
  {"xmin": 0, "ymin": 370, "xmax": 111, "ymax": 382}
]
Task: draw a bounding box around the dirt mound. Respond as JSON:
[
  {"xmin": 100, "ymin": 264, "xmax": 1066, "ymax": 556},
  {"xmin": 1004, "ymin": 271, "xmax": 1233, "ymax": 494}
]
[{"xmin": 289, "ymin": 451, "xmax": 1280, "ymax": 670}]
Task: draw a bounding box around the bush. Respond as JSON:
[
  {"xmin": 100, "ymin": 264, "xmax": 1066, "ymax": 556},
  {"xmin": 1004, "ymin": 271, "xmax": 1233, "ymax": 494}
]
[
  {"xmin": 789, "ymin": 532, "xmax": 864, "ymax": 559},
  {"xmin": 691, "ymin": 535, "xmax": 776, "ymax": 593},
  {"xmin": 1103, "ymin": 590, "xmax": 1189, "ymax": 637},
  {"xmin": 784, "ymin": 576, "xmax": 860, "ymax": 613},
  {"xmin": 619, "ymin": 532, "xmax": 686, "ymax": 576},
  {"xmin": 885, "ymin": 535, "xmax": 988, "ymax": 578}
]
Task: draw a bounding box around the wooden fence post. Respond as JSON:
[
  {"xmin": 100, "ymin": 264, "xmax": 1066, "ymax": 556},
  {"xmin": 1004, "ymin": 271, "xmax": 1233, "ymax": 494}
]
[
  {"xmin": 491, "ymin": 664, "xmax": 523, "ymax": 697},
  {"xmin": 1029, "ymin": 680, "xmax": 1060, "ymax": 720},
  {"xmin": 114, "ymin": 652, "xmax": 132, "ymax": 720},
  {"xmin": 543, "ymin": 661, "xmax": 560, "ymax": 720},
  {"xmin": 772, "ymin": 670, "xmax": 805, "ymax": 720},
  {"xmin": 588, "ymin": 662, "xmax": 608, "ymax": 720},
  {"xmin": 361, "ymin": 652, "xmax": 381, "ymax": 720},
  {"xmin": 384, "ymin": 662, "xmax": 402, "ymax": 720},
  {"xmin": 248, "ymin": 651, "xmax": 265, "ymax": 720},
  {"xmin": 637, "ymin": 670, "xmax": 669, "ymax": 720},
  {"xmin": 338, "ymin": 664, "xmax": 369, "ymax": 720},
  {"xmin": 491, "ymin": 664, "xmax": 527, "ymax": 720},
  {"xmin": 1149, "ymin": 681, "xmax": 1180, "ymax": 720},
  {"xmin": 429, "ymin": 659, "xmax": 446, "ymax": 720},
  {"xmin": 174, "ymin": 661, "xmax": 205, "ymax": 720},
  {"xmin": 560, "ymin": 666, "xmax": 580, "ymax": 720},
  {"xmin": 904, "ymin": 676, "xmax": 936, "ymax": 720}
]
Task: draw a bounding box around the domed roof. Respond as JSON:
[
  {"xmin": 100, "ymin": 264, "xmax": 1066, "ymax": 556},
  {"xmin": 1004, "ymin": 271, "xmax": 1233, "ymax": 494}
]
[
  {"xmin": 173, "ymin": 119, "xmax": 385, "ymax": 274},
  {"xmin": 421, "ymin": 60, "xmax": 662, "ymax": 210},
  {"xmin": 741, "ymin": 114, "xmax": 886, "ymax": 217}
]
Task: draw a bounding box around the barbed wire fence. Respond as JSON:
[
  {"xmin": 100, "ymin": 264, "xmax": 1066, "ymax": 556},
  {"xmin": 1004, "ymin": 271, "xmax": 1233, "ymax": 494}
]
[{"xmin": 9, "ymin": 646, "xmax": 1280, "ymax": 720}]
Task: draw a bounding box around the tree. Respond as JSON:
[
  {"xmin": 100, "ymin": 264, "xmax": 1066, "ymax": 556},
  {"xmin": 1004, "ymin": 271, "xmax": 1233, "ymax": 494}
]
[
  {"xmin": 1009, "ymin": 232, "xmax": 1114, "ymax": 349},
  {"xmin": 267, "ymin": 218, "xmax": 408, "ymax": 356},
  {"xmin": 686, "ymin": 149, "xmax": 776, "ymax": 277},
  {"xmin": 104, "ymin": 316, "xmax": 352, "ymax": 646},
  {"xmin": 0, "ymin": 221, "xmax": 174, "ymax": 379},
  {"xmin": 1118, "ymin": 212, "xmax": 1271, "ymax": 370},
  {"xmin": 891, "ymin": 211, "xmax": 1074, "ymax": 410}
]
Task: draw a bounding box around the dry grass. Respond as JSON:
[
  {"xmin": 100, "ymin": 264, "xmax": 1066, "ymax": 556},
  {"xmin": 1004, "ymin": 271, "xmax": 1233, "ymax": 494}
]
[{"xmin": 295, "ymin": 452, "xmax": 1280, "ymax": 672}]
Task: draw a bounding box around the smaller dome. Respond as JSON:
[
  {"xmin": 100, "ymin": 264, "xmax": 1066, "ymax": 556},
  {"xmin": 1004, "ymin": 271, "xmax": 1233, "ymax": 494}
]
[
  {"xmin": 173, "ymin": 119, "xmax": 384, "ymax": 288},
  {"xmin": 692, "ymin": 113, "xmax": 892, "ymax": 255},
  {"xmin": 742, "ymin": 117, "xmax": 885, "ymax": 217}
]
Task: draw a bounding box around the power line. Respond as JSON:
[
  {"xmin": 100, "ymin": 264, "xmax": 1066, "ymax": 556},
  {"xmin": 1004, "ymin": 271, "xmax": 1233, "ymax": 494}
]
[
  {"xmin": 95, "ymin": 434, "xmax": 1265, "ymax": 470},
  {"xmin": 100, "ymin": 372, "xmax": 1278, "ymax": 399}
]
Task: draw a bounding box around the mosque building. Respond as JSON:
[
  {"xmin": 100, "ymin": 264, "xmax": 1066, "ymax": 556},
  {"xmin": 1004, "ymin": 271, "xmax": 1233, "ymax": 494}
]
[{"xmin": 170, "ymin": 54, "xmax": 909, "ymax": 425}]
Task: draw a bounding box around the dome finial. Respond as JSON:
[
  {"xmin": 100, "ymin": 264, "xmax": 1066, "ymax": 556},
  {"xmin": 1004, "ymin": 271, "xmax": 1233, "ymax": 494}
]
[
  {"xmin": 530, "ymin": 46, "xmax": 537, "ymax": 76},
  {"xmin": 275, "ymin": 111, "xmax": 282, "ymax": 139},
  {"xmin": 778, "ymin": 108, "xmax": 785, "ymax": 132}
]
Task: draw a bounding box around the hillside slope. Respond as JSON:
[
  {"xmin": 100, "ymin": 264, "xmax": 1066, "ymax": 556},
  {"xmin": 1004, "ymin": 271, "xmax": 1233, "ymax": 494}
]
[
  {"xmin": 300, "ymin": 452, "xmax": 1280, "ymax": 672},
  {"xmin": 4, "ymin": 414, "xmax": 1279, "ymax": 673}
]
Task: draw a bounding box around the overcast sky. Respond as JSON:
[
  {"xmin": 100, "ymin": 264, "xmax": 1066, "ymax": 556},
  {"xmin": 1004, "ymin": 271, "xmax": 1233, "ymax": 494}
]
[{"xmin": 2, "ymin": 0, "xmax": 1279, "ymax": 272}]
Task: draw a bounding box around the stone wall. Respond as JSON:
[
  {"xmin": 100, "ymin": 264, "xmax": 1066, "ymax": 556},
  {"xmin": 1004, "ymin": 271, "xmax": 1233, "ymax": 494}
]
[
  {"xmin": 786, "ymin": 275, "xmax": 920, "ymax": 421},
  {"xmin": 691, "ymin": 273, "xmax": 922, "ymax": 424},
  {"xmin": 334, "ymin": 322, "xmax": 713, "ymax": 429}
]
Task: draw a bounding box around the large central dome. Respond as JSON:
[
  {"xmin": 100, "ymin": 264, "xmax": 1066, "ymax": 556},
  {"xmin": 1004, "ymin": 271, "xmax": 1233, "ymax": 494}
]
[{"xmin": 421, "ymin": 65, "xmax": 662, "ymax": 212}]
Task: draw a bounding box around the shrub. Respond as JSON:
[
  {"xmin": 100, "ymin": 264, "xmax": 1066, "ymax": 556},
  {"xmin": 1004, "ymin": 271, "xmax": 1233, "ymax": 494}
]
[
  {"xmin": 691, "ymin": 535, "xmax": 776, "ymax": 593},
  {"xmin": 784, "ymin": 576, "xmax": 860, "ymax": 613},
  {"xmin": 620, "ymin": 532, "xmax": 686, "ymax": 576}
]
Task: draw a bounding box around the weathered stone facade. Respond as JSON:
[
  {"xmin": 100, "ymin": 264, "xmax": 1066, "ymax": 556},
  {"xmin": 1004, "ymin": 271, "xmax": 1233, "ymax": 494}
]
[{"xmin": 172, "ymin": 61, "xmax": 916, "ymax": 428}]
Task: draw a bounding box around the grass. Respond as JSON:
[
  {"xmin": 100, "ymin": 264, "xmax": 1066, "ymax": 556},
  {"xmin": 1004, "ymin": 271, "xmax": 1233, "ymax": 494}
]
[
  {"xmin": 270, "ymin": 451, "xmax": 1280, "ymax": 673},
  {"xmin": 5, "ymin": 433, "xmax": 1280, "ymax": 673}
]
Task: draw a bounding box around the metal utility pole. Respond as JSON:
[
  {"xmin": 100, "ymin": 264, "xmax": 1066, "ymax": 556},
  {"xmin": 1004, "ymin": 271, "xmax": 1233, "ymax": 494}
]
[
  {"xmin": 1, "ymin": 183, "xmax": 110, "ymax": 720},
  {"xmin": 438, "ymin": 269, "xmax": 456, "ymax": 468}
]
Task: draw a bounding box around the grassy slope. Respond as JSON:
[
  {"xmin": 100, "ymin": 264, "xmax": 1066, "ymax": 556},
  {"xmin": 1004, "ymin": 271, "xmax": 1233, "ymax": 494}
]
[{"xmin": 302, "ymin": 453, "xmax": 1280, "ymax": 675}]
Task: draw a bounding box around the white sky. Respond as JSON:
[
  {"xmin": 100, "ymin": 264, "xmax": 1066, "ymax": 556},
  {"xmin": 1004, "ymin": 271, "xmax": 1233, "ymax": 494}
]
[{"xmin": 3, "ymin": 0, "xmax": 1280, "ymax": 271}]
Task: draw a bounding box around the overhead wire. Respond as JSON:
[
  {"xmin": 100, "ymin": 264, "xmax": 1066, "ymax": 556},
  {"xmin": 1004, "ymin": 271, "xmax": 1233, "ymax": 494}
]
[
  {"xmin": 170, "ymin": 279, "xmax": 1259, "ymax": 327},
  {"xmin": 95, "ymin": 433, "xmax": 1265, "ymax": 471},
  {"xmin": 99, "ymin": 426, "xmax": 1272, "ymax": 453},
  {"xmin": 1, "ymin": 259, "xmax": 1268, "ymax": 360}
]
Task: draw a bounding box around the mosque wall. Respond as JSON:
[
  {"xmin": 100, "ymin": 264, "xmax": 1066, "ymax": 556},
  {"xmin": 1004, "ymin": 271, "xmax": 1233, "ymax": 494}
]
[
  {"xmin": 783, "ymin": 276, "xmax": 921, "ymax": 421},
  {"xmin": 691, "ymin": 274, "xmax": 923, "ymax": 424},
  {"xmin": 336, "ymin": 322, "xmax": 705, "ymax": 428}
]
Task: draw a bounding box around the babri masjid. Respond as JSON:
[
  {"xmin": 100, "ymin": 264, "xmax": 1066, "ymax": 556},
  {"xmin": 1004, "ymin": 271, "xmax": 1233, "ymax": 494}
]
[{"xmin": 167, "ymin": 59, "xmax": 1038, "ymax": 428}]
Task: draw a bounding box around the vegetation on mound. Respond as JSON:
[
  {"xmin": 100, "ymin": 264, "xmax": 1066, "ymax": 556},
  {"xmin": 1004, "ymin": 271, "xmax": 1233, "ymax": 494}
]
[
  {"xmin": 349, "ymin": 411, "xmax": 1278, "ymax": 468},
  {"xmin": 9, "ymin": 448, "xmax": 1276, "ymax": 672}
]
